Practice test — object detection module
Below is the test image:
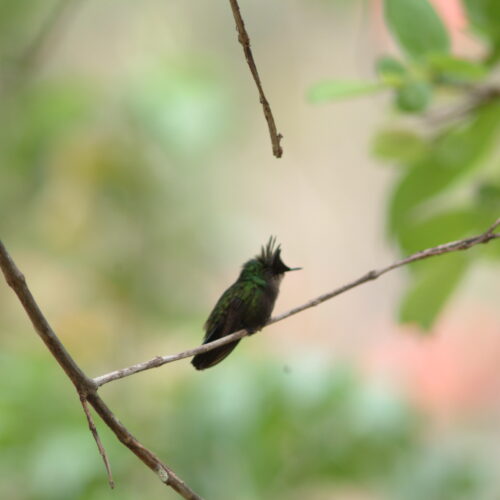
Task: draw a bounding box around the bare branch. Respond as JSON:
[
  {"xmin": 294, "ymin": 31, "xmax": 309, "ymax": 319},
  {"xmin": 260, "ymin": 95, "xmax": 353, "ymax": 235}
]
[
  {"xmin": 80, "ymin": 397, "xmax": 115, "ymax": 489},
  {"xmin": 0, "ymin": 241, "xmax": 203, "ymax": 500},
  {"xmin": 94, "ymin": 218, "xmax": 500, "ymax": 387},
  {"xmin": 86, "ymin": 394, "xmax": 203, "ymax": 500},
  {"xmin": 228, "ymin": 0, "xmax": 283, "ymax": 158},
  {"xmin": 0, "ymin": 241, "xmax": 95, "ymax": 395},
  {"xmin": 2, "ymin": 218, "xmax": 499, "ymax": 496}
]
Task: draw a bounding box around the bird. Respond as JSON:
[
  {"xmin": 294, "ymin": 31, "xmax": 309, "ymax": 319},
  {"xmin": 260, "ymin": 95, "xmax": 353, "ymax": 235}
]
[{"xmin": 191, "ymin": 237, "xmax": 301, "ymax": 370}]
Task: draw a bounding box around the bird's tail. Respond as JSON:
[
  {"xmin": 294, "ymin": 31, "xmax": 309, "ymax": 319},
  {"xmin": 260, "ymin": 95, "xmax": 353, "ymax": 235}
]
[{"xmin": 191, "ymin": 339, "xmax": 241, "ymax": 370}]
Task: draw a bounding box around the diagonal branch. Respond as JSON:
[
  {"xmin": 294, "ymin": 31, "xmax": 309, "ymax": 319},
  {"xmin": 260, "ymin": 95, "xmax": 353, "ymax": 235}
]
[
  {"xmin": 0, "ymin": 241, "xmax": 203, "ymax": 500},
  {"xmin": 0, "ymin": 243, "xmax": 95, "ymax": 394},
  {"xmin": 86, "ymin": 393, "xmax": 202, "ymax": 500},
  {"xmin": 1, "ymin": 219, "xmax": 499, "ymax": 497},
  {"xmin": 228, "ymin": 0, "xmax": 283, "ymax": 158},
  {"xmin": 93, "ymin": 218, "xmax": 500, "ymax": 387}
]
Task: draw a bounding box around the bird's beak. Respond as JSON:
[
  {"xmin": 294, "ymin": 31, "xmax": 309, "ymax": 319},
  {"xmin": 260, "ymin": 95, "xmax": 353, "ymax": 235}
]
[{"xmin": 286, "ymin": 267, "xmax": 302, "ymax": 272}]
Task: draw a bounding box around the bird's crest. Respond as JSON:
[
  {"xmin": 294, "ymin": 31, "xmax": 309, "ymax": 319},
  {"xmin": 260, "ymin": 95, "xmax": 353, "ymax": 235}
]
[
  {"xmin": 256, "ymin": 236, "xmax": 294, "ymax": 274},
  {"xmin": 257, "ymin": 236, "xmax": 279, "ymax": 267}
]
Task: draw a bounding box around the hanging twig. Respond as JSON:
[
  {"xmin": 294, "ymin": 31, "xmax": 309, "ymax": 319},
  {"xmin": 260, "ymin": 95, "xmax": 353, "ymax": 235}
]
[{"xmin": 228, "ymin": 0, "xmax": 283, "ymax": 158}]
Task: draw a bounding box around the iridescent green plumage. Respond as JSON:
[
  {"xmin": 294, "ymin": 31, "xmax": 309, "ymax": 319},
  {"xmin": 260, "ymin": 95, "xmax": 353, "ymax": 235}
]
[{"xmin": 191, "ymin": 237, "xmax": 300, "ymax": 370}]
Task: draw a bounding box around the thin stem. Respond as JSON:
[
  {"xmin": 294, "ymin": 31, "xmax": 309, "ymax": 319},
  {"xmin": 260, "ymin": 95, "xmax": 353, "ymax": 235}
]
[
  {"xmin": 228, "ymin": 0, "xmax": 283, "ymax": 158},
  {"xmin": 93, "ymin": 218, "xmax": 500, "ymax": 387}
]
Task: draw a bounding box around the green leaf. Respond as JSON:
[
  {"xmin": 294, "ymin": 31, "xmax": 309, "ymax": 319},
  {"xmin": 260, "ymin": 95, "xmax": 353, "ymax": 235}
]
[
  {"xmin": 399, "ymin": 253, "xmax": 468, "ymax": 330},
  {"xmin": 395, "ymin": 81, "xmax": 432, "ymax": 113},
  {"xmin": 389, "ymin": 102, "xmax": 500, "ymax": 234},
  {"xmin": 384, "ymin": 0, "xmax": 450, "ymax": 59},
  {"xmin": 479, "ymin": 232, "xmax": 500, "ymax": 261},
  {"xmin": 397, "ymin": 210, "xmax": 481, "ymax": 255},
  {"xmin": 462, "ymin": 0, "xmax": 500, "ymax": 47},
  {"xmin": 473, "ymin": 187, "xmax": 500, "ymax": 260},
  {"xmin": 428, "ymin": 55, "xmax": 488, "ymax": 84},
  {"xmin": 372, "ymin": 129, "xmax": 426, "ymax": 164},
  {"xmin": 308, "ymin": 80, "xmax": 386, "ymax": 103},
  {"xmin": 476, "ymin": 183, "xmax": 500, "ymax": 207},
  {"xmin": 376, "ymin": 56, "xmax": 407, "ymax": 85}
]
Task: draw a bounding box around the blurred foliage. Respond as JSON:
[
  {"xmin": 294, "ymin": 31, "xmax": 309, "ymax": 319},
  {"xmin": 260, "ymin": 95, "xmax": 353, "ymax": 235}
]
[
  {"xmin": 310, "ymin": 0, "xmax": 500, "ymax": 329},
  {"xmin": 0, "ymin": 1, "xmax": 499, "ymax": 499},
  {"xmin": 1, "ymin": 351, "xmax": 495, "ymax": 500},
  {"xmin": 167, "ymin": 362, "xmax": 418, "ymax": 499},
  {"xmin": 384, "ymin": 0, "xmax": 450, "ymax": 60}
]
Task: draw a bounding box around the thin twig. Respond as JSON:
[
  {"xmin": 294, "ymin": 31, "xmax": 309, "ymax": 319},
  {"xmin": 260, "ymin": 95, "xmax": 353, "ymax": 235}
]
[
  {"xmin": 228, "ymin": 0, "xmax": 283, "ymax": 158},
  {"xmin": 80, "ymin": 397, "xmax": 115, "ymax": 489},
  {"xmin": 0, "ymin": 241, "xmax": 203, "ymax": 500},
  {"xmin": 425, "ymin": 86, "xmax": 500, "ymax": 126},
  {"xmin": 93, "ymin": 218, "xmax": 500, "ymax": 387},
  {"xmin": 86, "ymin": 393, "xmax": 202, "ymax": 500},
  {"xmin": 2, "ymin": 220, "xmax": 499, "ymax": 496}
]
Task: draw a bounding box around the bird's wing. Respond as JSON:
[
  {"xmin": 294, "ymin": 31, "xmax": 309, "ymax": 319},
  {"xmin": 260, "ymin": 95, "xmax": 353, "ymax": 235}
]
[
  {"xmin": 203, "ymin": 294, "xmax": 244, "ymax": 343},
  {"xmin": 202, "ymin": 280, "xmax": 262, "ymax": 343},
  {"xmin": 193, "ymin": 281, "xmax": 262, "ymax": 370},
  {"xmin": 192, "ymin": 288, "xmax": 247, "ymax": 370},
  {"xmin": 191, "ymin": 298, "xmax": 244, "ymax": 369}
]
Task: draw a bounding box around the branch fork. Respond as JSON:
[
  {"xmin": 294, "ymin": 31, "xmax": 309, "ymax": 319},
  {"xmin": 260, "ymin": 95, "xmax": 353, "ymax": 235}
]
[{"xmin": 0, "ymin": 218, "xmax": 498, "ymax": 499}]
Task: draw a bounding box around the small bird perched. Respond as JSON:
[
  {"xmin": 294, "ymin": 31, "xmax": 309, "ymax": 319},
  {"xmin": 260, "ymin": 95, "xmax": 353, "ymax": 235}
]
[{"xmin": 191, "ymin": 237, "xmax": 300, "ymax": 370}]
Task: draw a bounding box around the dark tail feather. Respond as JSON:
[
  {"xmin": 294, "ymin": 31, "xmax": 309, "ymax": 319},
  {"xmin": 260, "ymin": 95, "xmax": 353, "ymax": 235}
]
[{"xmin": 191, "ymin": 339, "xmax": 241, "ymax": 370}]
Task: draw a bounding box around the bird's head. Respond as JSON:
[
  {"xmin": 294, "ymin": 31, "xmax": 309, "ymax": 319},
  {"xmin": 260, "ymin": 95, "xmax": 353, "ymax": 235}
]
[{"xmin": 240, "ymin": 237, "xmax": 301, "ymax": 281}]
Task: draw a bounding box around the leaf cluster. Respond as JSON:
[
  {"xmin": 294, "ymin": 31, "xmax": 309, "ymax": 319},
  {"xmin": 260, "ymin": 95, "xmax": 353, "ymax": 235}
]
[{"xmin": 310, "ymin": 0, "xmax": 500, "ymax": 328}]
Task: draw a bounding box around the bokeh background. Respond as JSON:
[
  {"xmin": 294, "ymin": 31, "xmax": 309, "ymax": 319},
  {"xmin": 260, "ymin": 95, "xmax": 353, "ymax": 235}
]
[{"xmin": 1, "ymin": 0, "xmax": 499, "ymax": 499}]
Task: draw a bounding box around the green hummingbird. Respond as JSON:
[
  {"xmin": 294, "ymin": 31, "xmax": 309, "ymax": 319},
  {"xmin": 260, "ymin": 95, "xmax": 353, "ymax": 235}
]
[{"xmin": 191, "ymin": 237, "xmax": 301, "ymax": 370}]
